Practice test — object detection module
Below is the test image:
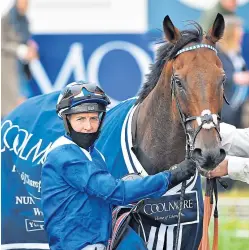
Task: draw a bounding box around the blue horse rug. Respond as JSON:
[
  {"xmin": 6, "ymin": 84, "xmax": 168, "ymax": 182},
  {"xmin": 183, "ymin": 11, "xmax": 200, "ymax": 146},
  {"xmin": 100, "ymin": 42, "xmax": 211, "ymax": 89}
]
[
  {"xmin": 96, "ymin": 98, "xmax": 204, "ymax": 250},
  {"xmin": 1, "ymin": 93, "xmax": 203, "ymax": 250},
  {"xmin": 1, "ymin": 92, "xmax": 62, "ymax": 249}
]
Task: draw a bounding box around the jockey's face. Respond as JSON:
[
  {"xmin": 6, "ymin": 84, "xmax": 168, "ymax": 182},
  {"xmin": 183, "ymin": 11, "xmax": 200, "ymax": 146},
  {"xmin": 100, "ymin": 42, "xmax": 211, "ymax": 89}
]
[{"xmin": 69, "ymin": 112, "xmax": 100, "ymax": 133}]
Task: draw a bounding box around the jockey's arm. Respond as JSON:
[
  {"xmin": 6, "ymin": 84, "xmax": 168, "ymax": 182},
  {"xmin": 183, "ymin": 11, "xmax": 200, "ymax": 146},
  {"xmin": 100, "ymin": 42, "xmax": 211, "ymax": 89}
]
[
  {"xmin": 61, "ymin": 158, "xmax": 196, "ymax": 206},
  {"xmin": 62, "ymin": 159, "xmax": 169, "ymax": 205}
]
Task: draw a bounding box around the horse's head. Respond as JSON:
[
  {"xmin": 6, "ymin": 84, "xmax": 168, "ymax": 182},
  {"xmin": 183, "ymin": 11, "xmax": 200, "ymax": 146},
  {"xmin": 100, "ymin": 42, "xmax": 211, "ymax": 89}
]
[{"xmin": 163, "ymin": 14, "xmax": 226, "ymax": 171}]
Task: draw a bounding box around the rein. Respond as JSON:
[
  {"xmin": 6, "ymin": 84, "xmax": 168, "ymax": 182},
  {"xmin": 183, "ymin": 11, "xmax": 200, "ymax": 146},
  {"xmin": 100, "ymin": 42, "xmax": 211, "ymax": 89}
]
[{"xmin": 198, "ymin": 178, "xmax": 219, "ymax": 250}]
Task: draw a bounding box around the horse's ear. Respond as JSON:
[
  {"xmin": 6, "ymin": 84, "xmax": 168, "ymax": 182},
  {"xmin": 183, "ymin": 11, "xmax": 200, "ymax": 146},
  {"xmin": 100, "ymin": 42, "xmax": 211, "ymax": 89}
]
[
  {"xmin": 206, "ymin": 13, "xmax": 225, "ymax": 43},
  {"xmin": 163, "ymin": 15, "xmax": 181, "ymax": 44}
]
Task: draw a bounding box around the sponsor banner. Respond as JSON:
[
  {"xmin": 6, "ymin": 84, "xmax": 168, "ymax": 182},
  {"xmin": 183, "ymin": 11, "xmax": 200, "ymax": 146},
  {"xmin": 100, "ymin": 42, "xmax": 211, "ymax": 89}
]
[
  {"xmin": 139, "ymin": 192, "xmax": 199, "ymax": 226},
  {"xmin": 30, "ymin": 34, "xmax": 155, "ymax": 108}
]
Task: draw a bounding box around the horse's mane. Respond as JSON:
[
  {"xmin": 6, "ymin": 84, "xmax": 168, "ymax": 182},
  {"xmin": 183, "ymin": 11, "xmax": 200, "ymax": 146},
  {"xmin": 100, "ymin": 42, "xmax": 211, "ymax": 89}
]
[{"xmin": 136, "ymin": 22, "xmax": 203, "ymax": 103}]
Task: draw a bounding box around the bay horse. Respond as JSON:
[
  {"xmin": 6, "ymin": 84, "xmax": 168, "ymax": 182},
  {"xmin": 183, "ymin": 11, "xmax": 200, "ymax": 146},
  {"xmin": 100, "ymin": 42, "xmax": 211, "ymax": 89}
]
[
  {"xmin": 97, "ymin": 13, "xmax": 227, "ymax": 250},
  {"xmin": 133, "ymin": 14, "xmax": 226, "ymax": 174}
]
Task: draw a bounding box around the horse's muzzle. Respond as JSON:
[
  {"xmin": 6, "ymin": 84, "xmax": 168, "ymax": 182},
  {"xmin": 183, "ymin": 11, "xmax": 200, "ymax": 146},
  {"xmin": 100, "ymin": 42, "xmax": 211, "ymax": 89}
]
[{"xmin": 192, "ymin": 147, "xmax": 226, "ymax": 173}]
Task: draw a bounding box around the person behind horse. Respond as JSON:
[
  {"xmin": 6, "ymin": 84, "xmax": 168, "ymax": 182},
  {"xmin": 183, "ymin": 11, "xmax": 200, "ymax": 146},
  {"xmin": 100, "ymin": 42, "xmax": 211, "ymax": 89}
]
[
  {"xmin": 41, "ymin": 81, "xmax": 197, "ymax": 250},
  {"xmin": 208, "ymin": 123, "xmax": 249, "ymax": 184},
  {"xmin": 218, "ymin": 16, "xmax": 249, "ymax": 127}
]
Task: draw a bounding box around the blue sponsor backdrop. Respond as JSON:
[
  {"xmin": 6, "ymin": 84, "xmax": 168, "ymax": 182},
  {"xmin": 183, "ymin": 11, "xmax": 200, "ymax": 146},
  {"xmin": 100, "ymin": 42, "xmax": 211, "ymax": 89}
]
[
  {"xmin": 31, "ymin": 34, "xmax": 154, "ymax": 105},
  {"xmin": 30, "ymin": 2, "xmax": 249, "ymax": 100}
]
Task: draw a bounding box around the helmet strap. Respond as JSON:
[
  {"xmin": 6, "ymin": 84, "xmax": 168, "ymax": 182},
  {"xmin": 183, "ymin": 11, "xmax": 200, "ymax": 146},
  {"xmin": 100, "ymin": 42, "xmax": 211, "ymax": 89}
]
[{"xmin": 62, "ymin": 115, "xmax": 71, "ymax": 136}]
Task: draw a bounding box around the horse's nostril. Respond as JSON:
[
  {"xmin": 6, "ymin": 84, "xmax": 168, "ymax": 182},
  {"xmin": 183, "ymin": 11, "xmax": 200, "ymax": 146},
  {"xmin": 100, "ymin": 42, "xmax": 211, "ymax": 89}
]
[
  {"xmin": 192, "ymin": 148, "xmax": 202, "ymax": 159},
  {"xmin": 219, "ymin": 148, "xmax": 226, "ymax": 163},
  {"xmin": 192, "ymin": 147, "xmax": 226, "ymax": 170},
  {"xmin": 220, "ymin": 148, "xmax": 226, "ymax": 155}
]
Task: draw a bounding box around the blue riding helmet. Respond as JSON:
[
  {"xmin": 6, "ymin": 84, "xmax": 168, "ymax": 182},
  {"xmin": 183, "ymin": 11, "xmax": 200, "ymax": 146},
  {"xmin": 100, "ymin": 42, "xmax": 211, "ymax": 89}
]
[{"xmin": 56, "ymin": 80, "xmax": 111, "ymax": 135}]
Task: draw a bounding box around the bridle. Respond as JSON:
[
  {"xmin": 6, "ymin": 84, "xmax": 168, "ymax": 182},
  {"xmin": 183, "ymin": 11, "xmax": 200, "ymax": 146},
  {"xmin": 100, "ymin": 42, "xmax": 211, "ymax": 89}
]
[
  {"xmin": 171, "ymin": 43, "xmax": 230, "ymax": 156},
  {"xmin": 171, "ymin": 43, "xmax": 228, "ymax": 250},
  {"xmin": 171, "ymin": 72, "xmax": 222, "ymax": 155}
]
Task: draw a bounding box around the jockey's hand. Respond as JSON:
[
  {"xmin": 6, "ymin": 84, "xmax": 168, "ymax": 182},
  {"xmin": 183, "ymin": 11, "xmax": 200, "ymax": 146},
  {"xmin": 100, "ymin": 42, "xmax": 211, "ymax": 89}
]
[{"xmin": 167, "ymin": 159, "xmax": 197, "ymax": 189}]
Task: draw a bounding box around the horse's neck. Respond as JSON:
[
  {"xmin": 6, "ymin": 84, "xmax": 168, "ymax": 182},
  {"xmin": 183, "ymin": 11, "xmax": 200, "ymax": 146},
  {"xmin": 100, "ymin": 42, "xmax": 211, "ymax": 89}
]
[{"xmin": 132, "ymin": 85, "xmax": 186, "ymax": 174}]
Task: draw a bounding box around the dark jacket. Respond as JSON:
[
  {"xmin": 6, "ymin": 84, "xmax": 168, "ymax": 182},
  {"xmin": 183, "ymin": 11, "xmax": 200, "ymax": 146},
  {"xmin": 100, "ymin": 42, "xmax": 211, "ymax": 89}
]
[{"xmin": 218, "ymin": 49, "xmax": 247, "ymax": 127}]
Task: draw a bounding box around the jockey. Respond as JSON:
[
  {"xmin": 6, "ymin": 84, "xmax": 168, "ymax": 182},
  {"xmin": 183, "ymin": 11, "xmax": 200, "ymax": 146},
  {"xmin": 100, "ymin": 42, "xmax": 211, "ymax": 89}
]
[{"xmin": 41, "ymin": 81, "xmax": 197, "ymax": 250}]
